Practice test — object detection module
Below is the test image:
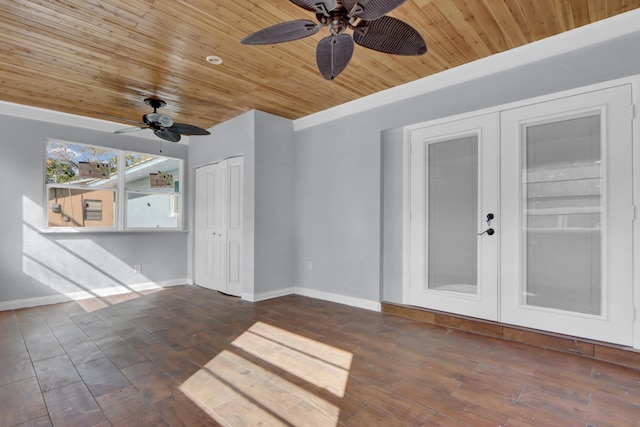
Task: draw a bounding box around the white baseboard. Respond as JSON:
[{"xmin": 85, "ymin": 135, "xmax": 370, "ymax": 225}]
[
  {"xmin": 239, "ymin": 286, "xmax": 380, "ymax": 312},
  {"xmin": 293, "ymin": 287, "xmax": 381, "ymax": 312},
  {"xmin": 242, "ymin": 287, "xmax": 295, "ymax": 302},
  {"xmin": 0, "ymin": 280, "xmax": 380, "ymax": 313},
  {"xmin": 0, "ymin": 279, "xmax": 187, "ymax": 311}
]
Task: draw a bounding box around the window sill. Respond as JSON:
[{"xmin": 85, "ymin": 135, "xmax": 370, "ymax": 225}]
[{"xmin": 39, "ymin": 228, "xmax": 189, "ymax": 234}]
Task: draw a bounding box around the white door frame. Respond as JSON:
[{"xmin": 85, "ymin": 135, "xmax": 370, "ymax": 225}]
[
  {"xmin": 403, "ymin": 76, "xmax": 639, "ymax": 348},
  {"xmin": 408, "ymin": 113, "xmax": 499, "ymax": 320}
]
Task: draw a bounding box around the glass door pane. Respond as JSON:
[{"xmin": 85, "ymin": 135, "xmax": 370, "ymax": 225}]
[
  {"xmin": 500, "ymin": 84, "xmax": 633, "ymax": 345},
  {"xmin": 409, "ymin": 112, "xmax": 499, "ymax": 321},
  {"xmin": 523, "ymin": 115, "xmax": 601, "ymax": 315},
  {"xmin": 428, "ymin": 137, "xmax": 478, "ymax": 294}
]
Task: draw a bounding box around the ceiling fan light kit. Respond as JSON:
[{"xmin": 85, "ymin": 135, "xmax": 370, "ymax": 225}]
[
  {"xmin": 241, "ymin": 0, "xmax": 427, "ymax": 80},
  {"xmin": 114, "ymin": 96, "xmax": 211, "ymax": 142}
]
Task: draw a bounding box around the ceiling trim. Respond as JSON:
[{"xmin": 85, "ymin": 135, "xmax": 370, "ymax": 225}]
[
  {"xmin": 293, "ymin": 8, "xmax": 640, "ymax": 131},
  {"xmin": 0, "ymin": 100, "xmax": 188, "ymax": 143}
]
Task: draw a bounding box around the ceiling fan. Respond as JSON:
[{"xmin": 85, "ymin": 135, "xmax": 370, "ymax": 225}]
[
  {"xmin": 241, "ymin": 0, "xmax": 427, "ymax": 80},
  {"xmin": 113, "ymin": 96, "xmax": 211, "ymax": 142}
]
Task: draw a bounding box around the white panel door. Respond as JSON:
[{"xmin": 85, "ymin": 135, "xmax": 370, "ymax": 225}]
[
  {"xmin": 225, "ymin": 157, "xmax": 243, "ymax": 297},
  {"xmin": 194, "ymin": 166, "xmax": 207, "ymax": 286},
  {"xmin": 409, "ymin": 113, "xmax": 499, "ymax": 320},
  {"xmin": 194, "ymin": 158, "xmax": 243, "ymax": 296},
  {"xmin": 195, "ymin": 162, "xmax": 227, "ymax": 291},
  {"xmin": 500, "ymin": 85, "xmax": 633, "ymax": 345},
  {"xmin": 210, "ymin": 161, "xmax": 228, "ymax": 292}
]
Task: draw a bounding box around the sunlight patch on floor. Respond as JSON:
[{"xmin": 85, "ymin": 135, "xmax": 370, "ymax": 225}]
[
  {"xmin": 232, "ymin": 322, "xmax": 352, "ymax": 397},
  {"xmin": 180, "ymin": 322, "xmax": 352, "ymax": 426}
]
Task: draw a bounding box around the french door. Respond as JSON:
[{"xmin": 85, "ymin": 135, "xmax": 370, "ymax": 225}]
[
  {"xmin": 408, "ymin": 85, "xmax": 634, "ymax": 345},
  {"xmin": 500, "ymin": 85, "xmax": 633, "ymax": 345},
  {"xmin": 409, "ymin": 113, "xmax": 499, "ymax": 320}
]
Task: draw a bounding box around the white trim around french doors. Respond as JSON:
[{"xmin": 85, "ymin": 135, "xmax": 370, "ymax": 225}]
[{"xmin": 404, "ymin": 79, "xmax": 637, "ymax": 347}]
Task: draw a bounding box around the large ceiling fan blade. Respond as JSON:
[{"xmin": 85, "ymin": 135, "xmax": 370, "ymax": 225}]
[
  {"xmin": 343, "ymin": 0, "xmax": 407, "ymax": 21},
  {"xmin": 241, "ymin": 20, "xmax": 320, "ymax": 45},
  {"xmin": 353, "ymin": 16, "xmax": 427, "ymax": 55},
  {"xmin": 154, "ymin": 129, "xmax": 181, "ymax": 143},
  {"xmin": 290, "ymin": 0, "xmax": 337, "ymax": 14},
  {"xmin": 316, "ymin": 34, "xmax": 354, "ymax": 80},
  {"xmin": 114, "ymin": 126, "xmax": 147, "ymax": 134},
  {"xmin": 168, "ymin": 123, "xmax": 211, "ymax": 136}
]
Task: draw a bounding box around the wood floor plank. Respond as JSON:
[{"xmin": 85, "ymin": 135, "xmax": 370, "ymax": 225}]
[
  {"xmin": 75, "ymin": 357, "xmax": 131, "ymax": 398},
  {"xmin": 0, "ymin": 333, "xmax": 27, "ymax": 359},
  {"xmin": 0, "ymin": 377, "xmax": 48, "ymax": 427},
  {"xmin": 2, "ymin": 285, "xmax": 640, "ymax": 426},
  {"xmin": 13, "ymin": 415, "xmax": 53, "ymax": 427},
  {"xmin": 42, "ymin": 381, "xmax": 107, "ymax": 427},
  {"xmin": 120, "ymin": 361, "xmax": 178, "ymax": 403},
  {"xmin": 98, "ymin": 338, "xmax": 149, "ymax": 369},
  {"xmin": 0, "ymin": 352, "xmax": 35, "ymax": 387},
  {"xmin": 95, "ymin": 385, "xmax": 168, "ymax": 426},
  {"xmin": 153, "ymin": 392, "xmax": 222, "ymax": 427},
  {"xmin": 24, "ymin": 334, "xmax": 65, "ymax": 363},
  {"xmin": 32, "ymin": 354, "xmax": 82, "ymax": 392},
  {"xmin": 138, "ymin": 342, "xmax": 200, "ymax": 383},
  {"xmin": 343, "ymin": 405, "xmax": 406, "ymax": 426}
]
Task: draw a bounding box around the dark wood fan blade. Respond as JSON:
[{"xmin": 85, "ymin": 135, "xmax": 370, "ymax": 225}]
[
  {"xmin": 290, "ymin": 0, "xmax": 337, "ymax": 14},
  {"xmin": 168, "ymin": 123, "xmax": 211, "ymax": 135},
  {"xmin": 316, "ymin": 34, "xmax": 354, "ymax": 80},
  {"xmin": 114, "ymin": 126, "xmax": 147, "ymax": 134},
  {"xmin": 353, "ymin": 16, "xmax": 427, "ymax": 55},
  {"xmin": 241, "ymin": 20, "xmax": 320, "ymax": 45},
  {"xmin": 343, "ymin": 0, "xmax": 406, "ymax": 20},
  {"xmin": 154, "ymin": 129, "xmax": 181, "ymax": 142}
]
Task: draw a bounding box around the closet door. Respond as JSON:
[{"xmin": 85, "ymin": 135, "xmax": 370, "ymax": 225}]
[
  {"xmin": 195, "ymin": 162, "xmax": 228, "ymax": 292},
  {"xmin": 195, "ymin": 158, "xmax": 244, "ymax": 296},
  {"xmin": 225, "ymin": 157, "xmax": 243, "ymax": 297},
  {"xmin": 500, "ymin": 85, "xmax": 633, "ymax": 345},
  {"xmin": 409, "ymin": 113, "xmax": 499, "ymax": 320}
]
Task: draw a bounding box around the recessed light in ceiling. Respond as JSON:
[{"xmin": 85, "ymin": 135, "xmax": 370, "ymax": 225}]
[{"xmin": 205, "ymin": 55, "xmax": 223, "ymax": 65}]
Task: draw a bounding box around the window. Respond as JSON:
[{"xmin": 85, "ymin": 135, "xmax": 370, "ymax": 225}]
[
  {"xmin": 124, "ymin": 153, "xmax": 181, "ymax": 229},
  {"xmin": 83, "ymin": 200, "xmax": 103, "ymax": 221},
  {"xmin": 45, "ymin": 140, "xmax": 182, "ymax": 231}
]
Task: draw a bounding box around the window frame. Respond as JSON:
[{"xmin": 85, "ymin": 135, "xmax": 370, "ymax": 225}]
[{"xmin": 44, "ymin": 139, "xmax": 184, "ymax": 232}]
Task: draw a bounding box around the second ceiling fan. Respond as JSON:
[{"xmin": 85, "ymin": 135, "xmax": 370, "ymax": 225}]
[
  {"xmin": 241, "ymin": 0, "xmax": 427, "ymax": 80},
  {"xmin": 114, "ymin": 97, "xmax": 211, "ymax": 143}
]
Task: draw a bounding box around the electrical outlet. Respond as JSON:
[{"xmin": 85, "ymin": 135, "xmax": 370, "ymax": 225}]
[
  {"xmin": 134, "ymin": 264, "xmax": 141, "ymax": 273},
  {"xmin": 307, "ymin": 260, "xmax": 313, "ymax": 271}
]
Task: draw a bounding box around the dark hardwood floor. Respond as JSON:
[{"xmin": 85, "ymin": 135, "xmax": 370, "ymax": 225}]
[{"xmin": 0, "ymin": 285, "xmax": 638, "ymax": 426}]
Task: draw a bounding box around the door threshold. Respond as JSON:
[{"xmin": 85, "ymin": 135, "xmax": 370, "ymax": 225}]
[{"xmin": 382, "ymin": 302, "xmax": 640, "ymax": 371}]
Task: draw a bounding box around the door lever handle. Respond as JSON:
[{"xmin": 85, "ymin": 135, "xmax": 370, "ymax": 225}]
[
  {"xmin": 479, "ymin": 213, "xmax": 495, "ymax": 235},
  {"xmin": 478, "ymin": 228, "xmax": 495, "ymax": 236}
]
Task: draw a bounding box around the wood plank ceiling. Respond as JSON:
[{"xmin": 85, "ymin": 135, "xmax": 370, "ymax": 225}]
[{"xmin": 1, "ymin": 0, "xmax": 639, "ymax": 131}]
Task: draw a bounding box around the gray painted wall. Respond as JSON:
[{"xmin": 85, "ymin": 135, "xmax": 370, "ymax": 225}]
[
  {"xmin": 3, "ymin": 20, "xmax": 639, "ymax": 310},
  {"xmin": 187, "ymin": 110, "xmax": 294, "ymax": 298},
  {"xmin": 254, "ymin": 112, "xmax": 295, "ymax": 296},
  {"xmin": 0, "ymin": 115, "xmax": 188, "ymax": 305},
  {"xmin": 294, "ymin": 30, "xmax": 640, "ymax": 304}
]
